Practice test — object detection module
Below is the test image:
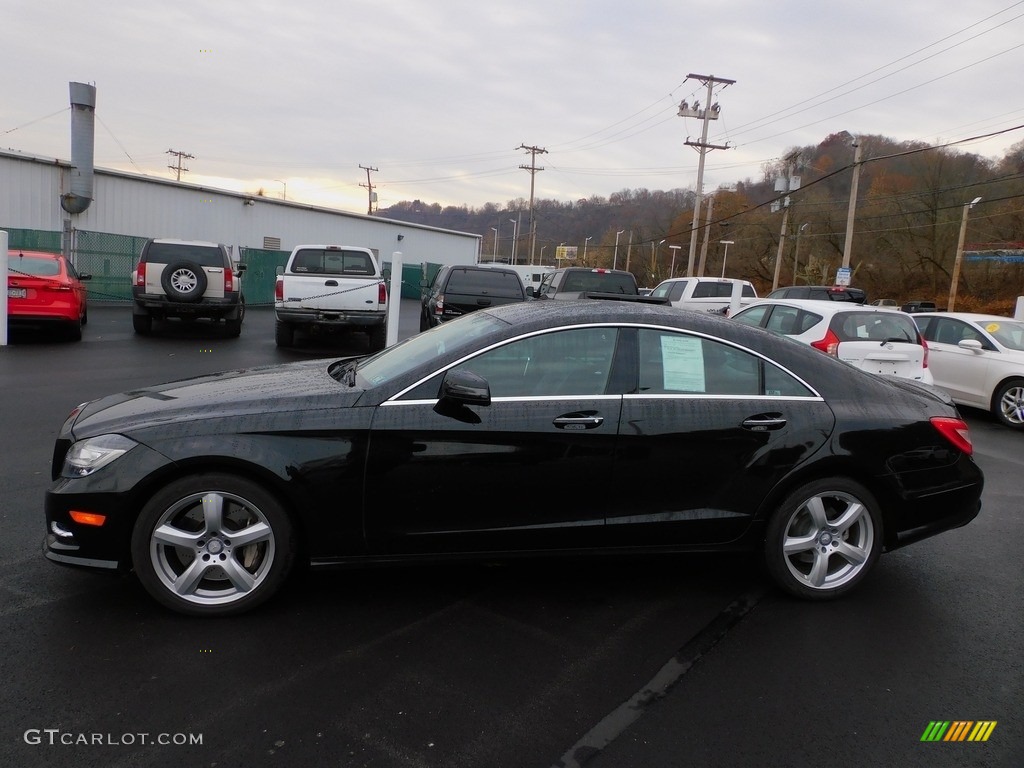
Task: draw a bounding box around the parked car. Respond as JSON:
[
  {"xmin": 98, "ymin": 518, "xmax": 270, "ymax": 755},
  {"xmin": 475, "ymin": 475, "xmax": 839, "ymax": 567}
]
[
  {"xmin": 5, "ymin": 249, "xmax": 91, "ymax": 340},
  {"xmin": 530, "ymin": 267, "xmax": 640, "ymax": 300},
  {"xmin": 870, "ymin": 299, "xmax": 898, "ymax": 307},
  {"xmin": 420, "ymin": 264, "xmax": 526, "ymax": 331},
  {"xmin": 132, "ymin": 238, "xmax": 246, "ymax": 336},
  {"xmin": 901, "ymin": 300, "xmax": 938, "ymax": 313},
  {"xmin": 913, "ymin": 312, "xmax": 1024, "ymax": 429},
  {"xmin": 44, "ymin": 300, "xmax": 982, "ymax": 616},
  {"xmin": 731, "ymin": 299, "xmax": 933, "ymax": 384},
  {"xmin": 767, "ymin": 285, "xmax": 867, "ymax": 304},
  {"xmin": 650, "ymin": 276, "xmax": 758, "ymax": 315}
]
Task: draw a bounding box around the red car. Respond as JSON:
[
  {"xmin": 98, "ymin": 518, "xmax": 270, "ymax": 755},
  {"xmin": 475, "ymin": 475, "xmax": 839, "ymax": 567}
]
[{"xmin": 6, "ymin": 250, "xmax": 91, "ymax": 340}]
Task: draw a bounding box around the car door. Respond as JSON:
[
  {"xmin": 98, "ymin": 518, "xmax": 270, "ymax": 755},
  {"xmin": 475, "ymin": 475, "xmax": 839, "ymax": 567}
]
[
  {"xmin": 363, "ymin": 326, "xmax": 623, "ymax": 554},
  {"xmin": 607, "ymin": 327, "xmax": 835, "ymax": 546},
  {"xmin": 919, "ymin": 317, "xmax": 993, "ymax": 407}
]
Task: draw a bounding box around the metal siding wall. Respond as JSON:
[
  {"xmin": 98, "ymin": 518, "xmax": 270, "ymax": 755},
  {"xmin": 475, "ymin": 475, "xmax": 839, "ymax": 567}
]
[{"xmin": 2, "ymin": 151, "xmax": 481, "ymax": 272}]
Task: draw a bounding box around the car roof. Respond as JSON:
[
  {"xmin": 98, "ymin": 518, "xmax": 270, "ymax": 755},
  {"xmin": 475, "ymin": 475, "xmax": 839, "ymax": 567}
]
[
  {"xmin": 737, "ymin": 298, "xmax": 907, "ymax": 315},
  {"xmin": 913, "ymin": 312, "xmax": 1018, "ymax": 322}
]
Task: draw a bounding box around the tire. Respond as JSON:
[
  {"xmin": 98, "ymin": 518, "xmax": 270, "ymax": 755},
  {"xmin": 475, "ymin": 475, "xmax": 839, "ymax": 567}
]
[
  {"xmin": 161, "ymin": 261, "xmax": 208, "ymax": 303},
  {"xmin": 67, "ymin": 319, "xmax": 83, "ymax": 341},
  {"xmin": 275, "ymin": 320, "xmax": 294, "ymax": 347},
  {"xmin": 132, "ymin": 313, "xmax": 153, "ymax": 335},
  {"xmin": 225, "ymin": 297, "xmax": 245, "ymax": 337},
  {"xmin": 82, "ymin": 306, "xmax": 88, "ymax": 326},
  {"xmin": 130, "ymin": 473, "xmax": 295, "ymax": 617},
  {"xmin": 764, "ymin": 478, "xmax": 882, "ymax": 600},
  {"xmin": 367, "ymin": 323, "xmax": 387, "ymax": 352},
  {"xmin": 993, "ymin": 379, "xmax": 1024, "ymax": 429}
]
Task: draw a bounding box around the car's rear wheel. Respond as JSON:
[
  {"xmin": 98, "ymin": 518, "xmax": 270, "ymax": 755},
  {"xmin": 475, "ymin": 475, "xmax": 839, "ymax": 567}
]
[
  {"xmin": 225, "ymin": 297, "xmax": 245, "ymax": 337},
  {"xmin": 367, "ymin": 323, "xmax": 386, "ymax": 351},
  {"xmin": 161, "ymin": 261, "xmax": 208, "ymax": 302},
  {"xmin": 993, "ymin": 379, "xmax": 1024, "ymax": 429},
  {"xmin": 764, "ymin": 478, "xmax": 882, "ymax": 600},
  {"xmin": 130, "ymin": 473, "xmax": 295, "ymax": 617},
  {"xmin": 132, "ymin": 313, "xmax": 152, "ymax": 335},
  {"xmin": 275, "ymin": 320, "xmax": 294, "ymax": 347}
]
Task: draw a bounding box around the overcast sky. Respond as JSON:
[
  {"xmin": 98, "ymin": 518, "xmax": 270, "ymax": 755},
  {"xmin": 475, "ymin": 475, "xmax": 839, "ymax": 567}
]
[{"xmin": 3, "ymin": 1, "xmax": 1023, "ymax": 215}]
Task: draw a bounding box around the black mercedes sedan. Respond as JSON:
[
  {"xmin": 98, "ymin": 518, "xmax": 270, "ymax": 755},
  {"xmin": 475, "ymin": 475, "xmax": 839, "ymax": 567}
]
[{"xmin": 44, "ymin": 300, "xmax": 983, "ymax": 616}]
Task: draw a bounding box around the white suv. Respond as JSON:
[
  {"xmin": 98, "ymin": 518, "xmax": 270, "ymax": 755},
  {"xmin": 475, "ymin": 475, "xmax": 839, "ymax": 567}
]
[
  {"xmin": 132, "ymin": 238, "xmax": 246, "ymax": 336},
  {"xmin": 732, "ymin": 299, "xmax": 933, "ymax": 384},
  {"xmin": 649, "ymin": 277, "xmax": 758, "ymax": 315}
]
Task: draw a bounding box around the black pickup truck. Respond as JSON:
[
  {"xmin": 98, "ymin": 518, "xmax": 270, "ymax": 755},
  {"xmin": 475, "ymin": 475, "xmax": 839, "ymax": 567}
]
[
  {"xmin": 529, "ymin": 267, "xmax": 668, "ymax": 304},
  {"xmin": 420, "ymin": 264, "xmax": 527, "ymax": 331}
]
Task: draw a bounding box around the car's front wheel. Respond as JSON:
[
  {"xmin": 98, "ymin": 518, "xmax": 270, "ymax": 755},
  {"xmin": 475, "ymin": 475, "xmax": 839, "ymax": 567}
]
[
  {"xmin": 130, "ymin": 473, "xmax": 295, "ymax": 616},
  {"xmin": 764, "ymin": 478, "xmax": 882, "ymax": 600},
  {"xmin": 993, "ymin": 378, "xmax": 1024, "ymax": 429}
]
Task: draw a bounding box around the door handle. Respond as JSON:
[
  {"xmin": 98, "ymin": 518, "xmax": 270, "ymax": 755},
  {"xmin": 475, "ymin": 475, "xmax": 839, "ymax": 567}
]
[
  {"xmin": 325, "ymin": 280, "xmax": 339, "ymax": 287},
  {"xmin": 741, "ymin": 414, "xmax": 787, "ymax": 431},
  {"xmin": 553, "ymin": 415, "xmax": 605, "ymax": 430}
]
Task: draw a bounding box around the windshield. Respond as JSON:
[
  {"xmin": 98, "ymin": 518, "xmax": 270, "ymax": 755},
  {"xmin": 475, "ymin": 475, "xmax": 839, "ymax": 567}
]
[
  {"xmin": 980, "ymin": 319, "xmax": 1024, "ymax": 351},
  {"xmin": 352, "ymin": 311, "xmax": 506, "ymax": 387}
]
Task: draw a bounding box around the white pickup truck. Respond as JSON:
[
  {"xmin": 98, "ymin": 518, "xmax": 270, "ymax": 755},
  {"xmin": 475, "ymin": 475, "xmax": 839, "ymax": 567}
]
[{"xmin": 274, "ymin": 245, "xmax": 388, "ymax": 349}]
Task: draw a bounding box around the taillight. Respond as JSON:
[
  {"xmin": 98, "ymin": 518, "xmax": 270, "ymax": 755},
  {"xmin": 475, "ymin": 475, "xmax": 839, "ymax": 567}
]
[
  {"xmin": 224, "ymin": 270, "xmax": 234, "ymax": 293},
  {"xmin": 930, "ymin": 416, "xmax": 973, "ymax": 455},
  {"xmin": 434, "ymin": 294, "xmax": 445, "ymax": 316},
  {"xmin": 135, "ymin": 262, "xmax": 145, "ymax": 287},
  {"xmin": 378, "ymin": 281, "xmax": 388, "ymax": 306},
  {"xmin": 275, "ymin": 277, "xmax": 284, "ymax": 301},
  {"xmin": 920, "ymin": 335, "xmax": 929, "ymax": 368},
  {"xmin": 810, "ymin": 328, "xmax": 841, "ymax": 356}
]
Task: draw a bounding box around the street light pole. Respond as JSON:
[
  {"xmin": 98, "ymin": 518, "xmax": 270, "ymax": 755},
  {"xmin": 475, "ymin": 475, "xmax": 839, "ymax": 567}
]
[
  {"xmin": 274, "ymin": 179, "xmax": 287, "ymax": 200},
  {"xmin": 613, "ymin": 230, "xmax": 625, "ymax": 270},
  {"xmin": 948, "ymin": 196, "xmax": 982, "ymax": 311},
  {"xmin": 491, "ymin": 227, "xmax": 498, "ymax": 262},
  {"xmin": 793, "ymin": 223, "xmax": 808, "ymax": 282},
  {"xmin": 668, "ymin": 245, "xmax": 682, "ymax": 278},
  {"xmin": 508, "ymin": 218, "xmax": 518, "ymax": 264},
  {"xmin": 584, "ymin": 236, "xmax": 592, "ymax": 264},
  {"xmin": 651, "ymin": 239, "xmax": 665, "ymax": 280},
  {"xmin": 719, "ymin": 240, "xmax": 734, "ymax": 278}
]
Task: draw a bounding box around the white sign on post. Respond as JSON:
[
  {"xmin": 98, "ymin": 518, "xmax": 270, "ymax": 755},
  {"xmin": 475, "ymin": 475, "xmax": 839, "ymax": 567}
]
[{"xmin": 835, "ymin": 266, "xmax": 852, "ymax": 287}]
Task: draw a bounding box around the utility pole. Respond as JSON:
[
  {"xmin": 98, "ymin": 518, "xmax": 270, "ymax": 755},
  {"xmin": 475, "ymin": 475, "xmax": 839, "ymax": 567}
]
[
  {"xmin": 696, "ymin": 193, "xmax": 715, "ymax": 277},
  {"xmin": 517, "ymin": 144, "xmax": 547, "ymax": 264},
  {"xmin": 678, "ymin": 73, "xmax": 734, "ymax": 277},
  {"xmin": 359, "ymin": 165, "xmax": 379, "ymax": 215},
  {"xmin": 841, "ymin": 141, "xmax": 862, "ymax": 269},
  {"xmin": 771, "ymin": 151, "xmax": 801, "ymax": 291},
  {"xmin": 166, "ymin": 149, "xmax": 194, "ymax": 181}
]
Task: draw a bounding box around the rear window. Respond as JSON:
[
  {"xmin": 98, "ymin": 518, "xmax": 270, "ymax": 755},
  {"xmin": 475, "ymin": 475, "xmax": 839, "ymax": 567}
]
[
  {"xmin": 445, "ymin": 270, "xmax": 523, "ymax": 298},
  {"xmin": 691, "ymin": 281, "xmax": 757, "ymax": 298},
  {"xmin": 11, "ymin": 254, "xmax": 61, "ymax": 277},
  {"xmin": 145, "ymin": 243, "xmax": 225, "ymax": 267},
  {"xmin": 830, "ymin": 312, "xmax": 920, "ymax": 343},
  {"xmin": 560, "ymin": 271, "xmax": 637, "ymax": 295},
  {"xmin": 291, "ymin": 248, "xmax": 375, "ymax": 275}
]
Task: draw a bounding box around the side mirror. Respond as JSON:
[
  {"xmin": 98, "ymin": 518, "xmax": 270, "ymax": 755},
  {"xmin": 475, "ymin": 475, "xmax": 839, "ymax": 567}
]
[
  {"xmin": 275, "ymin": 265, "xmax": 285, "ymax": 276},
  {"xmin": 439, "ymin": 369, "xmax": 490, "ymax": 406},
  {"xmin": 79, "ymin": 273, "xmax": 93, "ymax": 281},
  {"xmin": 235, "ymin": 263, "xmax": 248, "ymax": 272},
  {"xmin": 958, "ymin": 339, "xmax": 984, "ymax": 351}
]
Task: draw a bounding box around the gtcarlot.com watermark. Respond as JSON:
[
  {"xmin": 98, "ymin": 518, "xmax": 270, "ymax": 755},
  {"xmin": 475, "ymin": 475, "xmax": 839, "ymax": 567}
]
[{"xmin": 24, "ymin": 729, "xmax": 203, "ymax": 747}]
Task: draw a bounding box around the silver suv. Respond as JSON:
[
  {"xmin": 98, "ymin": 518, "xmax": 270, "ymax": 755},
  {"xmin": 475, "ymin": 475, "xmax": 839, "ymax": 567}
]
[{"xmin": 132, "ymin": 238, "xmax": 246, "ymax": 336}]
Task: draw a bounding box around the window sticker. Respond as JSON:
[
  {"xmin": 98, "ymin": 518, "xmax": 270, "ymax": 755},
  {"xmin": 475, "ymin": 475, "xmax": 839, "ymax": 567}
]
[
  {"xmin": 661, "ymin": 336, "xmax": 706, "ymax": 392},
  {"xmin": 985, "ymin": 323, "xmax": 1000, "ymax": 333}
]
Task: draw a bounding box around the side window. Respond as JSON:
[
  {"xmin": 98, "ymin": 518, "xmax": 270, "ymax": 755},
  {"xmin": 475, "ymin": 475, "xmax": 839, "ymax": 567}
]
[
  {"xmin": 764, "ymin": 306, "xmax": 803, "ymax": 335},
  {"xmin": 692, "ymin": 282, "xmax": 716, "ymax": 298},
  {"xmin": 447, "ymin": 327, "xmax": 618, "ymax": 398},
  {"xmin": 669, "ymin": 281, "xmax": 687, "ymax": 301},
  {"xmin": 733, "ymin": 305, "xmax": 770, "ymax": 328},
  {"xmin": 637, "ymin": 329, "xmax": 813, "ymax": 397}
]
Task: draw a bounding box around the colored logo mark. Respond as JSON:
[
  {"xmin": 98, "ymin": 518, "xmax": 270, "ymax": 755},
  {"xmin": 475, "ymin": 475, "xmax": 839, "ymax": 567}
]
[{"xmin": 921, "ymin": 721, "xmax": 997, "ymax": 742}]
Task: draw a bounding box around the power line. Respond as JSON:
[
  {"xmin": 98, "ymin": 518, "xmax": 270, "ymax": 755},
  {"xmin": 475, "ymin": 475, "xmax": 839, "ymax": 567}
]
[{"xmin": 166, "ymin": 149, "xmax": 194, "ymax": 181}]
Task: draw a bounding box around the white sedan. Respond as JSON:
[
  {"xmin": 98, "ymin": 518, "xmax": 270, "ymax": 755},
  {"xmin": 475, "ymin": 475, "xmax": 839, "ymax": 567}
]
[
  {"xmin": 731, "ymin": 299, "xmax": 933, "ymax": 385},
  {"xmin": 913, "ymin": 312, "xmax": 1024, "ymax": 429}
]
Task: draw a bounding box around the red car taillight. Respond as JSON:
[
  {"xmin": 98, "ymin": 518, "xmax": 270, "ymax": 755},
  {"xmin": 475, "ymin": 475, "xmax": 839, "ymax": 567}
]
[
  {"xmin": 920, "ymin": 335, "xmax": 929, "ymax": 368},
  {"xmin": 224, "ymin": 270, "xmax": 234, "ymax": 293},
  {"xmin": 275, "ymin": 277, "xmax": 284, "ymax": 301},
  {"xmin": 135, "ymin": 262, "xmax": 146, "ymax": 287},
  {"xmin": 434, "ymin": 293, "xmax": 445, "ymax": 316},
  {"xmin": 930, "ymin": 416, "xmax": 973, "ymax": 456},
  {"xmin": 378, "ymin": 281, "xmax": 388, "ymax": 307},
  {"xmin": 810, "ymin": 328, "xmax": 841, "ymax": 356}
]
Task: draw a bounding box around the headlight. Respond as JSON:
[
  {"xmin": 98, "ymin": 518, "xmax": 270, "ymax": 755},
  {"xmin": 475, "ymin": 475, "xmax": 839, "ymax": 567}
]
[{"xmin": 62, "ymin": 435, "xmax": 138, "ymax": 478}]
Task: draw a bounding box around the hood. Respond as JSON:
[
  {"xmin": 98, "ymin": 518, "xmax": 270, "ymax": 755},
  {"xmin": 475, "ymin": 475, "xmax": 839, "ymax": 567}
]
[{"xmin": 69, "ymin": 359, "xmax": 363, "ymax": 439}]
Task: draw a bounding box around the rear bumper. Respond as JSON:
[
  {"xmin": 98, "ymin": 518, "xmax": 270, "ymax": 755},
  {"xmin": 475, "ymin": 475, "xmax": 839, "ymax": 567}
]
[
  {"xmin": 133, "ymin": 291, "xmax": 241, "ymax": 318},
  {"xmin": 276, "ymin": 307, "xmax": 387, "ymax": 328}
]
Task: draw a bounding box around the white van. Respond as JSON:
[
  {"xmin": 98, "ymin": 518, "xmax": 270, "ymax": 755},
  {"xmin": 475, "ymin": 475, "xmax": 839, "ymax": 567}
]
[{"xmin": 650, "ymin": 277, "xmax": 758, "ymax": 315}]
